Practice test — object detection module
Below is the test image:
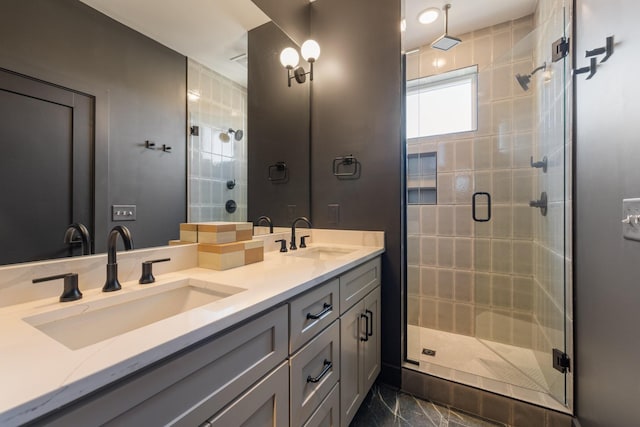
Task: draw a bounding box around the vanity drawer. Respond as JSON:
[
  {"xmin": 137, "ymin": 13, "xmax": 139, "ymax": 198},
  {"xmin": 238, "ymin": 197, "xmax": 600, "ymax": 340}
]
[
  {"xmin": 339, "ymin": 257, "xmax": 381, "ymax": 314},
  {"xmin": 206, "ymin": 361, "xmax": 289, "ymax": 427},
  {"xmin": 35, "ymin": 305, "xmax": 288, "ymax": 426},
  {"xmin": 290, "ymin": 320, "xmax": 340, "ymax": 427},
  {"xmin": 302, "ymin": 382, "xmax": 339, "ymax": 427},
  {"xmin": 290, "ymin": 278, "xmax": 339, "ymax": 353}
]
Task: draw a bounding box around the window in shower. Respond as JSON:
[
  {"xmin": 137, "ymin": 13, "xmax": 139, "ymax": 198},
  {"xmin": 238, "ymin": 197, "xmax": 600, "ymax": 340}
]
[
  {"xmin": 406, "ymin": 65, "xmax": 478, "ymax": 138},
  {"xmin": 407, "ymin": 152, "xmax": 436, "ymax": 204}
]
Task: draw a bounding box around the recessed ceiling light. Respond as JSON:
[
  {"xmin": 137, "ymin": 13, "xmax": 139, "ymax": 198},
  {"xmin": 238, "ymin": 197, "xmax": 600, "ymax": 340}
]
[{"xmin": 418, "ymin": 7, "xmax": 439, "ymax": 25}]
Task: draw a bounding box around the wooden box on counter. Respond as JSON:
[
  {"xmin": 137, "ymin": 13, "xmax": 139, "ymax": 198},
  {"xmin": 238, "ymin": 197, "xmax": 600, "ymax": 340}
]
[
  {"xmin": 179, "ymin": 222, "xmax": 253, "ymax": 244},
  {"xmin": 198, "ymin": 240, "xmax": 264, "ymax": 270}
]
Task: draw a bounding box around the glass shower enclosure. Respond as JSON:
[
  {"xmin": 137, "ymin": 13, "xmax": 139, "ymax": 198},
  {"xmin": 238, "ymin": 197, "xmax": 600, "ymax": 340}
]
[{"xmin": 404, "ymin": 0, "xmax": 572, "ymax": 412}]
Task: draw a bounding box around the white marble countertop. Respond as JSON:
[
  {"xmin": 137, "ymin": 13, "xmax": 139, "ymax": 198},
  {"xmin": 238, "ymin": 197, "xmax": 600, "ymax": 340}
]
[{"xmin": 0, "ymin": 237, "xmax": 384, "ymax": 426}]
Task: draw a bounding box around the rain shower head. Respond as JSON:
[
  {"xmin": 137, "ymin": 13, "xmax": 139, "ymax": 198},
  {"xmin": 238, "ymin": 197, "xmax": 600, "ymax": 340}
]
[
  {"xmin": 431, "ymin": 34, "xmax": 462, "ymax": 51},
  {"xmin": 431, "ymin": 4, "xmax": 461, "ymax": 51},
  {"xmin": 515, "ymin": 63, "xmax": 547, "ymax": 91}
]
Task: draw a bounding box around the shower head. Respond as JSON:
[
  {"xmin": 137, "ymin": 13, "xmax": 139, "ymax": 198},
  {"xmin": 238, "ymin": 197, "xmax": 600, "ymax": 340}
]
[
  {"xmin": 515, "ymin": 73, "xmax": 532, "ymax": 91},
  {"xmin": 431, "ymin": 4, "xmax": 461, "ymax": 51},
  {"xmin": 515, "ymin": 63, "xmax": 547, "ymax": 91},
  {"xmin": 431, "ymin": 34, "xmax": 462, "ymax": 51},
  {"xmin": 219, "ymin": 128, "xmax": 244, "ymax": 142},
  {"xmin": 228, "ymin": 128, "xmax": 244, "ymax": 141}
]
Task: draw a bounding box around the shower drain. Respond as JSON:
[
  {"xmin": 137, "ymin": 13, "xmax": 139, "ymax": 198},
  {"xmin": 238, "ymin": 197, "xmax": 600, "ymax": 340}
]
[{"xmin": 422, "ymin": 348, "xmax": 436, "ymax": 357}]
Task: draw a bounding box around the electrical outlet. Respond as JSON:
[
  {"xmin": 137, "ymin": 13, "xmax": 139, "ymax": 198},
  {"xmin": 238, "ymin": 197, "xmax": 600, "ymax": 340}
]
[
  {"xmin": 112, "ymin": 205, "xmax": 136, "ymax": 221},
  {"xmin": 622, "ymin": 198, "xmax": 640, "ymax": 241}
]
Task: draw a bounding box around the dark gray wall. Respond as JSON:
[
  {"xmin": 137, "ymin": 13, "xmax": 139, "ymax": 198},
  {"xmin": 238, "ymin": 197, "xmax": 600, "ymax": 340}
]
[
  {"xmin": 247, "ymin": 22, "xmax": 310, "ymax": 226},
  {"xmin": 0, "ymin": 0, "xmax": 186, "ymax": 252},
  {"xmin": 575, "ymin": 0, "xmax": 640, "ymax": 425},
  {"xmin": 310, "ymin": 0, "xmax": 403, "ymax": 385}
]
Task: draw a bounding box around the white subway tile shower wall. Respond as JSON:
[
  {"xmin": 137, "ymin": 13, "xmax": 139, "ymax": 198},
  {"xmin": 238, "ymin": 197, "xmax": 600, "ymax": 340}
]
[
  {"xmin": 187, "ymin": 59, "xmax": 247, "ymax": 222},
  {"xmin": 406, "ymin": 15, "xmax": 539, "ymax": 348}
]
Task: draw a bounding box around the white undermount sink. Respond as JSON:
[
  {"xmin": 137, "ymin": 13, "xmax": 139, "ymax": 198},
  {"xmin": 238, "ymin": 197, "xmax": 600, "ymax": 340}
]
[
  {"xmin": 289, "ymin": 246, "xmax": 356, "ymax": 261},
  {"xmin": 23, "ymin": 278, "xmax": 246, "ymax": 350}
]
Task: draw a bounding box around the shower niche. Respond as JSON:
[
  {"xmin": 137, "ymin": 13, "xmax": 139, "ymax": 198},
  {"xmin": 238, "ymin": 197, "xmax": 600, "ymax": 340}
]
[{"xmin": 407, "ymin": 152, "xmax": 437, "ymax": 205}]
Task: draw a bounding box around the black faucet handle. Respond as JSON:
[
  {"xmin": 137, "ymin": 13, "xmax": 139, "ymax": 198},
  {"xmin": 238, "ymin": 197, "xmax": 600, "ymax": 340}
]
[
  {"xmin": 275, "ymin": 239, "xmax": 288, "ymax": 253},
  {"xmin": 139, "ymin": 258, "xmax": 171, "ymax": 284},
  {"xmin": 33, "ymin": 273, "xmax": 82, "ymax": 302},
  {"xmin": 300, "ymin": 235, "xmax": 310, "ymax": 248}
]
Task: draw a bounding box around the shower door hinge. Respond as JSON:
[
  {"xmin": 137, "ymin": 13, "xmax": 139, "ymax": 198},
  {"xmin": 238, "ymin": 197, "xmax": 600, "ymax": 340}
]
[
  {"xmin": 552, "ymin": 348, "xmax": 571, "ymax": 373},
  {"xmin": 552, "ymin": 37, "xmax": 570, "ymax": 62}
]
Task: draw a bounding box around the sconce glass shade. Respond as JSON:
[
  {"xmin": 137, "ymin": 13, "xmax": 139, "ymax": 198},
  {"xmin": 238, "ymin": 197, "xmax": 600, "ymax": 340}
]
[
  {"xmin": 301, "ymin": 40, "xmax": 321, "ymax": 62},
  {"xmin": 280, "ymin": 47, "xmax": 299, "ymax": 68}
]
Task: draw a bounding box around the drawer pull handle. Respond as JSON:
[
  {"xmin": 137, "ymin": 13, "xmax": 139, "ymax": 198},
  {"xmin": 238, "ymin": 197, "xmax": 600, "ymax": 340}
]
[
  {"xmin": 307, "ymin": 359, "xmax": 333, "ymax": 383},
  {"xmin": 360, "ymin": 313, "xmax": 369, "ymax": 342},
  {"xmin": 366, "ymin": 309, "xmax": 373, "ymax": 337},
  {"xmin": 306, "ymin": 303, "xmax": 333, "ymax": 320}
]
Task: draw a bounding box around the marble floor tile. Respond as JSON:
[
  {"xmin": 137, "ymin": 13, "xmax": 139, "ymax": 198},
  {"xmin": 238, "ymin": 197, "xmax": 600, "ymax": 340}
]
[{"xmin": 351, "ymin": 383, "xmax": 504, "ymax": 427}]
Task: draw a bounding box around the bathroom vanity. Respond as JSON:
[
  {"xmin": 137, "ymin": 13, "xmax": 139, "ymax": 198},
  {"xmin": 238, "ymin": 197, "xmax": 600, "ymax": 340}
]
[{"xmin": 0, "ymin": 229, "xmax": 383, "ymax": 427}]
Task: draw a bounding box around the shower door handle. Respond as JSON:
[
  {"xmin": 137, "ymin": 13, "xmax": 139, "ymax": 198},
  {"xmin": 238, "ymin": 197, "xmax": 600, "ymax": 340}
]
[{"xmin": 472, "ymin": 192, "xmax": 491, "ymax": 222}]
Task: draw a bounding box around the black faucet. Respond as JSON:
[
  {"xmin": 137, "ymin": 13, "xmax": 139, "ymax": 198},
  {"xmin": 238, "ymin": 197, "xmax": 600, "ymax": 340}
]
[
  {"xmin": 64, "ymin": 223, "xmax": 91, "ymax": 255},
  {"xmin": 256, "ymin": 216, "xmax": 274, "ymax": 234},
  {"xmin": 103, "ymin": 225, "xmax": 134, "ymax": 292},
  {"xmin": 290, "ymin": 217, "xmax": 312, "ymax": 250}
]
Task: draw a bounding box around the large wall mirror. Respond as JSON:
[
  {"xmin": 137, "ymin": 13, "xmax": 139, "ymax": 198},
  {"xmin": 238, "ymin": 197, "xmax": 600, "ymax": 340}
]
[{"xmin": 0, "ymin": 0, "xmax": 311, "ymax": 266}]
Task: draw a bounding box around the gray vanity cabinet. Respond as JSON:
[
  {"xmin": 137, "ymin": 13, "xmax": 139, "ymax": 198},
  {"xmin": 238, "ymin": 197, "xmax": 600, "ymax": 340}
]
[{"xmin": 28, "ymin": 255, "xmax": 382, "ymax": 427}]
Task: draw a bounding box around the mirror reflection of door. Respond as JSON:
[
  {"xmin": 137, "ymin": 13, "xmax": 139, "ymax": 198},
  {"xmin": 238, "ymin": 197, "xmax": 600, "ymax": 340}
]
[{"xmin": 0, "ymin": 68, "xmax": 93, "ymax": 265}]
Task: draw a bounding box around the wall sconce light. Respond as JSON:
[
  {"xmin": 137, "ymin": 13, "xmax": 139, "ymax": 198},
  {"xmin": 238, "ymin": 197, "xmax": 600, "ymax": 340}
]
[{"xmin": 280, "ymin": 39, "xmax": 321, "ymax": 87}]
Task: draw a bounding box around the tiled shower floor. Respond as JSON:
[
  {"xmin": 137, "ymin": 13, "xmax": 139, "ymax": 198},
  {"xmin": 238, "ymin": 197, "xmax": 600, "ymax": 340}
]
[{"xmin": 405, "ymin": 326, "xmax": 568, "ymax": 413}]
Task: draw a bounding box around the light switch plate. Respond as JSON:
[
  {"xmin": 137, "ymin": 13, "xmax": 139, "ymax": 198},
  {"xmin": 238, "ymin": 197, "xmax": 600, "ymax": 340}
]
[
  {"xmin": 622, "ymin": 198, "xmax": 640, "ymax": 241},
  {"xmin": 328, "ymin": 204, "xmax": 340, "ymax": 225},
  {"xmin": 112, "ymin": 204, "xmax": 136, "ymax": 221}
]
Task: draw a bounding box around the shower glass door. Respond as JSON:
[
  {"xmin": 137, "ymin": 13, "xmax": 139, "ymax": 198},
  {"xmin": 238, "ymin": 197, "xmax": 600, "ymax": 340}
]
[
  {"xmin": 403, "ymin": 0, "xmax": 572, "ymax": 412},
  {"xmin": 472, "ymin": 2, "xmax": 571, "ymax": 406}
]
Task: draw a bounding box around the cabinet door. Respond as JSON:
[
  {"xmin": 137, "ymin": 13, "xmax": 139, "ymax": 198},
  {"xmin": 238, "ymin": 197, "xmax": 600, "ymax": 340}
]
[
  {"xmin": 339, "ymin": 300, "xmax": 365, "ymax": 427},
  {"xmin": 362, "ymin": 286, "xmax": 381, "ymax": 392},
  {"xmin": 208, "ymin": 361, "xmax": 289, "ymax": 427}
]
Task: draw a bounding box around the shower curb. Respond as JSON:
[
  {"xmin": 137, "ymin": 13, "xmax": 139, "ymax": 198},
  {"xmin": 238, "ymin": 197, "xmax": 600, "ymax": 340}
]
[{"xmin": 401, "ymin": 368, "xmax": 573, "ymax": 427}]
